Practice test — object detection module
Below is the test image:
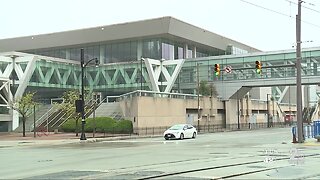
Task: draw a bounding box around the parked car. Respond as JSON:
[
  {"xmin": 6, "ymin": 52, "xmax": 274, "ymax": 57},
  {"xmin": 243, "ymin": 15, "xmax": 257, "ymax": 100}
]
[{"xmin": 163, "ymin": 124, "xmax": 197, "ymax": 140}]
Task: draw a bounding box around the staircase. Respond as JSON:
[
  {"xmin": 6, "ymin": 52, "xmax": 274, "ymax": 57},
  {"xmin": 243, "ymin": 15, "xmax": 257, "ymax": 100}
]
[
  {"xmin": 94, "ymin": 102, "xmax": 124, "ymax": 120},
  {"xmin": 14, "ymin": 104, "xmax": 51, "ymax": 132},
  {"xmin": 33, "ymin": 98, "xmax": 101, "ymax": 131},
  {"xmin": 36, "ymin": 104, "xmax": 70, "ymax": 131}
]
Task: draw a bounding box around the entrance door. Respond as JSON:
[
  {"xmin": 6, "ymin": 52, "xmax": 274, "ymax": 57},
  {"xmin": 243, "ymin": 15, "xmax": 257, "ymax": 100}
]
[{"xmin": 186, "ymin": 114, "xmax": 194, "ymax": 125}]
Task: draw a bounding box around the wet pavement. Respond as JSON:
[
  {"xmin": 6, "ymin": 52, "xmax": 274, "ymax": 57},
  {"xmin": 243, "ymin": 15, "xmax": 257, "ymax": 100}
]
[{"xmin": 1, "ymin": 128, "xmax": 320, "ymax": 179}]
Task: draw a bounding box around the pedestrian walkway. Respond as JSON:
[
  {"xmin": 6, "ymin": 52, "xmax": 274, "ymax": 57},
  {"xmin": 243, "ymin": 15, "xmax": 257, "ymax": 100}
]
[
  {"xmin": 0, "ymin": 132, "xmax": 130, "ymax": 141},
  {"xmin": 0, "ymin": 132, "xmax": 78, "ymax": 141},
  {"xmin": 0, "ymin": 132, "xmax": 156, "ymax": 147}
]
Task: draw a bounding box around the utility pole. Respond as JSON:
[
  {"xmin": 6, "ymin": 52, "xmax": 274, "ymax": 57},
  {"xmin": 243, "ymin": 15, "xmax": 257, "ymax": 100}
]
[
  {"xmin": 296, "ymin": 0, "xmax": 304, "ymax": 143},
  {"xmin": 197, "ymin": 63, "xmax": 200, "ymax": 132}
]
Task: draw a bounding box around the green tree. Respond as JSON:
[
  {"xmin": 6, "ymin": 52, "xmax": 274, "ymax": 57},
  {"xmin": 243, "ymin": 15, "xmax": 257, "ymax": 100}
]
[
  {"xmin": 60, "ymin": 90, "xmax": 81, "ymax": 136},
  {"xmin": 10, "ymin": 92, "xmax": 37, "ymax": 137},
  {"xmin": 199, "ymin": 80, "xmax": 218, "ymax": 97},
  {"xmin": 60, "ymin": 89, "xmax": 93, "ymax": 136}
]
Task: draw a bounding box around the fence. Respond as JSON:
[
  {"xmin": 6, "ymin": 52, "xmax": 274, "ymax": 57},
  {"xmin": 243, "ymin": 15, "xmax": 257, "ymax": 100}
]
[
  {"xmin": 74, "ymin": 122, "xmax": 288, "ymax": 138},
  {"xmin": 133, "ymin": 122, "xmax": 287, "ymax": 136}
]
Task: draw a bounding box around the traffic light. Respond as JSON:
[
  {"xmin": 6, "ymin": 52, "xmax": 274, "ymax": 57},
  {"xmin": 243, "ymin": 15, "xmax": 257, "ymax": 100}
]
[
  {"xmin": 255, "ymin": 61, "xmax": 262, "ymax": 74},
  {"xmin": 214, "ymin": 64, "xmax": 220, "ymax": 76}
]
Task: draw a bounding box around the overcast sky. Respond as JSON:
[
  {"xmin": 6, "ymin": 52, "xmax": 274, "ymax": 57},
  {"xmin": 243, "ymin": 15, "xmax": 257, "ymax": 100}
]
[{"xmin": 0, "ymin": 0, "xmax": 319, "ymax": 51}]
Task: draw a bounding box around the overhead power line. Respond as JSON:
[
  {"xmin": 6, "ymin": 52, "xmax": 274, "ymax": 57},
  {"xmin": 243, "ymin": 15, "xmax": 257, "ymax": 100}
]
[
  {"xmin": 285, "ymin": 0, "xmax": 320, "ymax": 14},
  {"xmin": 240, "ymin": 0, "xmax": 320, "ymax": 29}
]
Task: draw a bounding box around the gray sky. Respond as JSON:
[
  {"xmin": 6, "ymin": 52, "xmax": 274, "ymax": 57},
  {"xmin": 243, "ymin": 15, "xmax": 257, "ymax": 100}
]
[{"xmin": 0, "ymin": 0, "xmax": 319, "ymax": 51}]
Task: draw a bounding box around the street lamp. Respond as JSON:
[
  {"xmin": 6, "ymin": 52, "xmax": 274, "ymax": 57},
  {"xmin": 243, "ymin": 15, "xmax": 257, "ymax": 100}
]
[{"xmin": 80, "ymin": 48, "xmax": 99, "ymax": 140}]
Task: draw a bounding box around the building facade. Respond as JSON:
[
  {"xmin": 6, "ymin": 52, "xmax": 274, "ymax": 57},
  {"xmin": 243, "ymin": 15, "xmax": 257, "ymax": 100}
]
[
  {"xmin": 2, "ymin": 16, "xmax": 318, "ymax": 132},
  {"xmin": 0, "ymin": 16, "xmax": 260, "ymax": 63}
]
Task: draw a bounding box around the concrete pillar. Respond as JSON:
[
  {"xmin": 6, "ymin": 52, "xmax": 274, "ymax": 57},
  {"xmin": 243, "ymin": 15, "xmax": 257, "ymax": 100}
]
[
  {"xmin": 184, "ymin": 44, "xmax": 188, "ymax": 59},
  {"xmin": 66, "ymin": 49, "xmax": 70, "ymax": 60},
  {"xmin": 100, "ymin": 45, "xmax": 105, "ymax": 64},
  {"xmin": 225, "ymin": 99, "xmax": 238, "ymax": 125},
  {"xmin": 192, "ymin": 46, "xmax": 197, "ymax": 58},
  {"xmin": 170, "ymin": 44, "xmax": 174, "ymax": 60},
  {"xmin": 12, "ymin": 110, "xmax": 19, "ymax": 131},
  {"xmin": 137, "ymin": 41, "xmax": 143, "ymax": 60}
]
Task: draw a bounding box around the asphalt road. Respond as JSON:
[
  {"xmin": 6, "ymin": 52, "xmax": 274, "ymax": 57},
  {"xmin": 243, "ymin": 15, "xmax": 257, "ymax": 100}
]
[{"xmin": 1, "ymin": 127, "xmax": 320, "ymax": 179}]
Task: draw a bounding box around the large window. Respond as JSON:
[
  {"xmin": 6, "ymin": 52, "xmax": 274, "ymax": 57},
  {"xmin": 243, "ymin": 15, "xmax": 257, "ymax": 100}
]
[
  {"xmin": 70, "ymin": 48, "xmax": 81, "ymax": 61},
  {"xmin": 142, "ymin": 39, "xmax": 161, "ymax": 59},
  {"xmin": 105, "ymin": 44, "xmax": 112, "ymax": 63},
  {"xmin": 161, "ymin": 42, "xmax": 174, "ymax": 60},
  {"xmin": 25, "ymin": 37, "xmax": 224, "ymax": 63}
]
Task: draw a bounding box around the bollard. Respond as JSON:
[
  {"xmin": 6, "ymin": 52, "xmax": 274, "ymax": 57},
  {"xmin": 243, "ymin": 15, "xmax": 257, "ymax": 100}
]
[
  {"xmin": 303, "ymin": 125, "xmax": 312, "ymax": 138},
  {"xmin": 314, "ymin": 120, "xmax": 320, "ymax": 141},
  {"xmin": 315, "ymin": 121, "xmax": 320, "ymax": 136}
]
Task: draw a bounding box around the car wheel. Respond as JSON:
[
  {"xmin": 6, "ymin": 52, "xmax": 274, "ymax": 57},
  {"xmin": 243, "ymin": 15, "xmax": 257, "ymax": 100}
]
[
  {"xmin": 164, "ymin": 137, "xmax": 169, "ymax": 140},
  {"xmin": 180, "ymin": 133, "xmax": 184, "ymax": 140},
  {"xmin": 192, "ymin": 132, "xmax": 196, "ymax": 139}
]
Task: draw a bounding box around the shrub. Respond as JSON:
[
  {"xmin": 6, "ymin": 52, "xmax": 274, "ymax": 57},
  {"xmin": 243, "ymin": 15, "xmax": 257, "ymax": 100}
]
[
  {"xmin": 114, "ymin": 120, "xmax": 133, "ymax": 134},
  {"xmin": 60, "ymin": 119, "xmax": 77, "ymax": 132},
  {"xmin": 60, "ymin": 117, "xmax": 133, "ymax": 134}
]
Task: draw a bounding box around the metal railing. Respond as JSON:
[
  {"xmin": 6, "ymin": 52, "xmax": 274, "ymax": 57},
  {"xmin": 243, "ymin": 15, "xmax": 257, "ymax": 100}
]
[
  {"xmin": 57, "ymin": 96, "xmax": 108, "ymax": 128},
  {"xmin": 30, "ymin": 105, "xmax": 57, "ymax": 131},
  {"xmin": 119, "ymin": 90, "xmax": 198, "ymax": 100},
  {"xmin": 133, "ymin": 122, "xmax": 287, "ymax": 136}
]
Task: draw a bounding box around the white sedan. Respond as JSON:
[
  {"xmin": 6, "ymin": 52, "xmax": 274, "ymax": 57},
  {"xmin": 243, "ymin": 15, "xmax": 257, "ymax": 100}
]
[{"xmin": 163, "ymin": 124, "xmax": 197, "ymax": 140}]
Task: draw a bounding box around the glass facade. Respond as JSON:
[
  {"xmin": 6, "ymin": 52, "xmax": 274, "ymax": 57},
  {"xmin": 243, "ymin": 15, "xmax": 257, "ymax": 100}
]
[
  {"xmin": 226, "ymin": 45, "xmax": 249, "ymax": 55},
  {"xmin": 24, "ymin": 38, "xmax": 228, "ymax": 64}
]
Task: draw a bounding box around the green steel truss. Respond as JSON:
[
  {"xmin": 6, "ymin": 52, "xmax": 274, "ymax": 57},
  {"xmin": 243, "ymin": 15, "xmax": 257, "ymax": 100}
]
[
  {"xmin": 1, "ymin": 47, "xmax": 320, "ymax": 102},
  {"xmin": 29, "ymin": 60, "xmax": 150, "ymax": 91}
]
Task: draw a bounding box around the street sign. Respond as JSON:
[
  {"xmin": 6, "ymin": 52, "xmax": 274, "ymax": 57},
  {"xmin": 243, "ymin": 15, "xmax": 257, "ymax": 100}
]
[{"xmin": 225, "ymin": 65, "xmax": 232, "ymax": 73}]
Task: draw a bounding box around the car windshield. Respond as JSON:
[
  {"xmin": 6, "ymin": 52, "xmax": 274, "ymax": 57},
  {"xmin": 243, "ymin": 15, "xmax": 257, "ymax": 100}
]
[{"xmin": 169, "ymin": 125, "xmax": 185, "ymax": 130}]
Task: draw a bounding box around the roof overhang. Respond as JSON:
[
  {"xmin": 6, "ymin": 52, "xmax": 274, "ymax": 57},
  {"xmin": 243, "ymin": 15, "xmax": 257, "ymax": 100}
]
[{"xmin": 0, "ymin": 16, "xmax": 260, "ymax": 53}]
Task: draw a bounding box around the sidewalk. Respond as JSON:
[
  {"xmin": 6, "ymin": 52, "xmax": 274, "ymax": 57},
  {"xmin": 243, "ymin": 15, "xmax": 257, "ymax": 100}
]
[
  {"xmin": 0, "ymin": 132, "xmax": 161, "ymax": 147},
  {"xmin": 0, "ymin": 132, "xmax": 79, "ymax": 141}
]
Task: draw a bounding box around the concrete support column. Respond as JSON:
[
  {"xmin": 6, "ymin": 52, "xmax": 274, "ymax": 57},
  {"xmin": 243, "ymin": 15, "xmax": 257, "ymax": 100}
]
[
  {"xmin": 184, "ymin": 44, "xmax": 188, "ymax": 59},
  {"xmin": 66, "ymin": 49, "xmax": 70, "ymax": 60},
  {"xmin": 170, "ymin": 44, "xmax": 174, "ymax": 60},
  {"xmin": 137, "ymin": 41, "xmax": 143, "ymax": 60},
  {"xmin": 192, "ymin": 46, "xmax": 197, "ymax": 58},
  {"xmin": 99, "ymin": 46, "xmax": 105, "ymax": 64},
  {"xmin": 12, "ymin": 111, "xmax": 19, "ymax": 131},
  {"xmin": 225, "ymin": 99, "xmax": 238, "ymax": 125}
]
